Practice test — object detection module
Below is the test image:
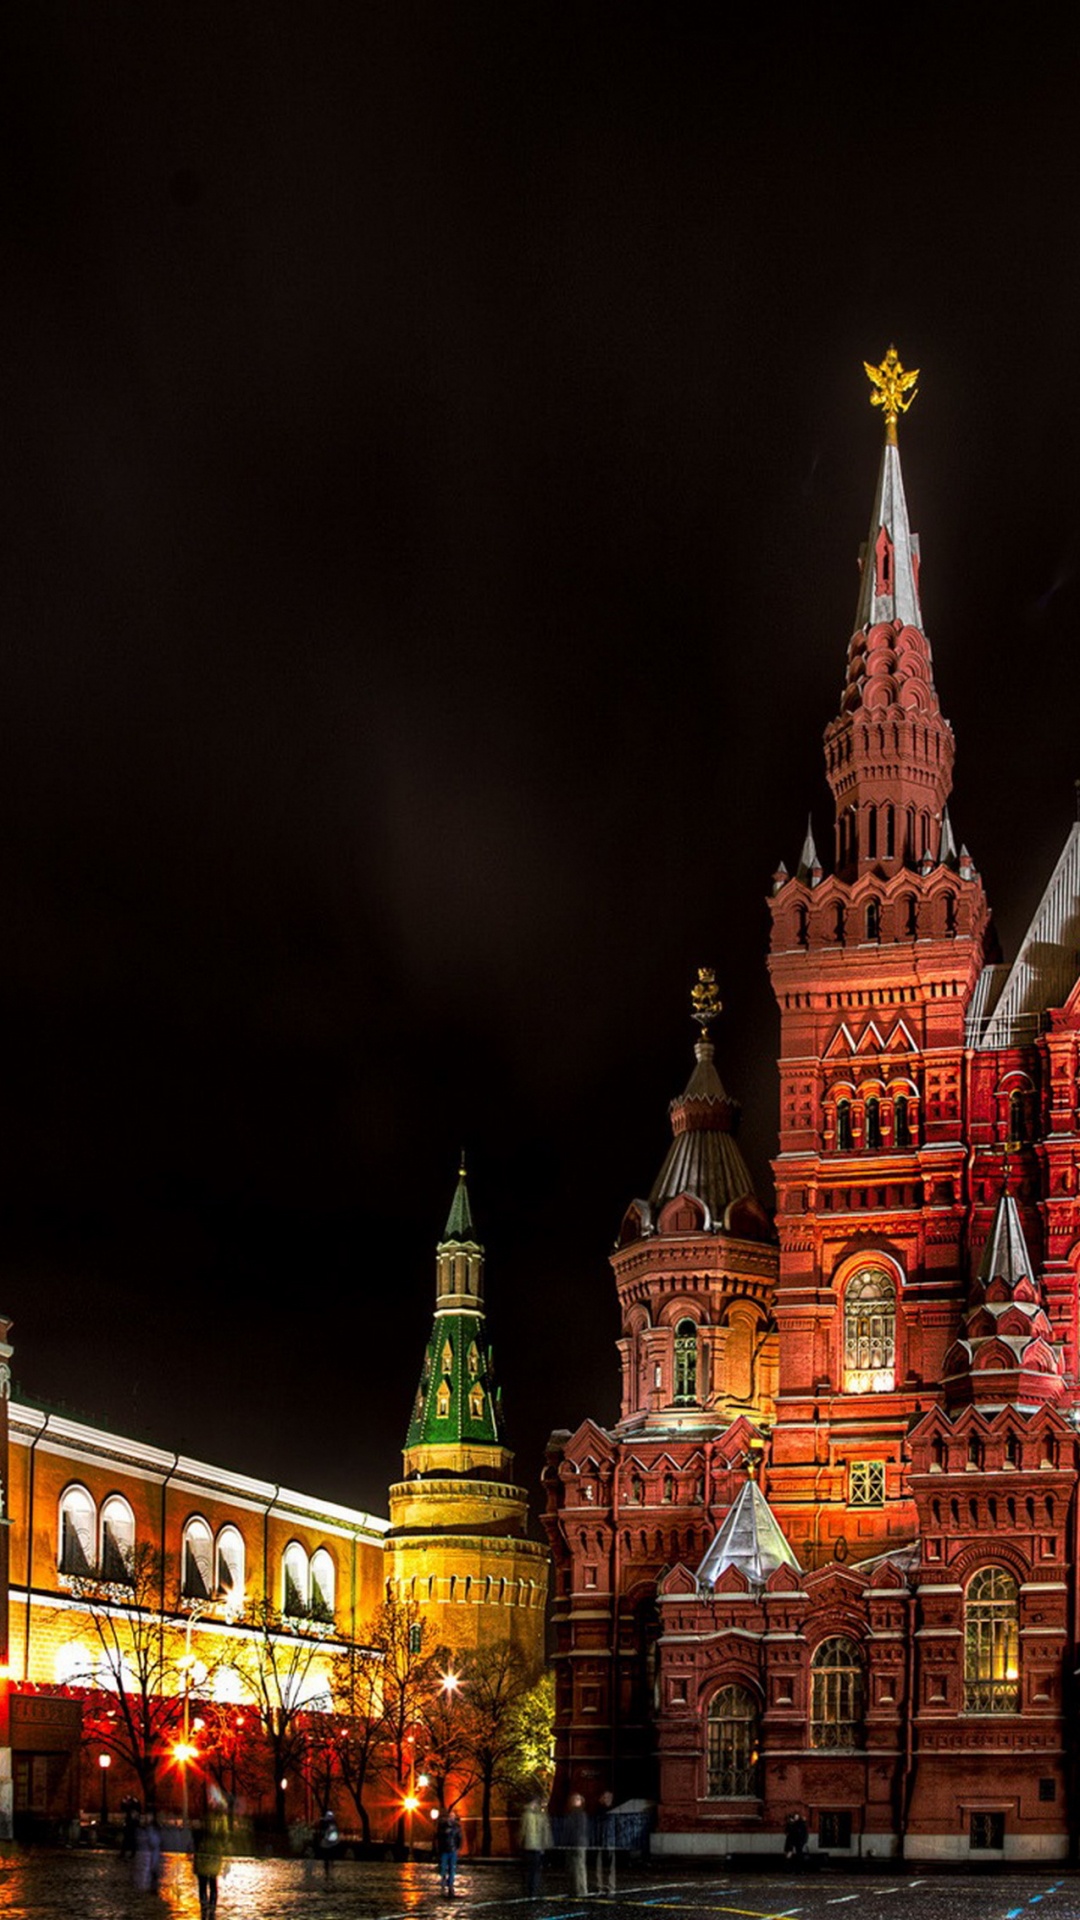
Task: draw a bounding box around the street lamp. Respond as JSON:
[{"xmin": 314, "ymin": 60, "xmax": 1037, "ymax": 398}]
[
  {"xmin": 98, "ymin": 1753, "xmax": 111, "ymax": 1834},
  {"xmin": 175, "ymin": 1603, "xmax": 210, "ymax": 1829}
]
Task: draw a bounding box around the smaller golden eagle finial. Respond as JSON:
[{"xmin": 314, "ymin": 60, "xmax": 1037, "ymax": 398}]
[
  {"xmin": 864, "ymin": 344, "xmax": 919, "ymax": 444},
  {"xmin": 691, "ymin": 966, "xmax": 722, "ymax": 1036}
]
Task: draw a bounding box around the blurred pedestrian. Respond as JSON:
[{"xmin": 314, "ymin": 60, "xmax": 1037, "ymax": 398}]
[
  {"xmin": 133, "ymin": 1812, "xmax": 163, "ymax": 1894},
  {"xmin": 595, "ymin": 1790, "xmax": 617, "ymax": 1895},
  {"xmin": 314, "ymin": 1807, "xmax": 339, "ymax": 1882},
  {"xmin": 436, "ymin": 1803, "xmax": 463, "ymax": 1896},
  {"xmin": 784, "ymin": 1810, "xmax": 808, "ymax": 1866},
  {"xmin": 192, "ymin": 1785, "xmax": 230, "ymax": 1914},
  {"xmin": 565, "ymin": 1793, "xmax": 588, "ymax": 1897},
  {"xmin": 519, "ymin": 1794, "xmax": 552, "ymax": 1898}
]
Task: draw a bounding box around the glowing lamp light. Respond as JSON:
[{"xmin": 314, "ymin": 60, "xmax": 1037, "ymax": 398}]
[
  {"xmin": 417, "ymin": 1773, "xmax": 429, "ymax": 1789},
  {"xmin": 173, "ymin": 1741, "xmax": 198, "ymax": 1765},
  {"xmin": 99, "ymin": 1753, "xmax": 111, "ymax": 1770},
  {"xmin": 440, "ymin": 1669, "xmax": 461, "ymax": 1694},
  {"xmin": 403, "ymin": 1794, "xmax": 420, "ymax": 1814}
]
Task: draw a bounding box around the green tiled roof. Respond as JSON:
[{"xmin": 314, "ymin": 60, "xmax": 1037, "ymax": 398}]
[
  {"xmin": 405, "ymin": 1309, "xmax": 505, "ymax": 1450},
  {"xmin": 443, "ymin": 1166, "xmax": 475, "ymax": 1242}
]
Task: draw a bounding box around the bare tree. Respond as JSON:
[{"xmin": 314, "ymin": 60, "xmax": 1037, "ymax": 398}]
[
  {"xmin": 226, "ymin": 1598, "xmax": 334, "ymax": 1834},
  {"xmin": 455, "ymin": 1644, "xmax": 549, "ymax": 1857},
  {"xmin": 325, "ymin": 1637, "xmax": 386, "ymax": 1844},
  {"xmin": 368, "ymin": 1593, "xmax": 439, "ymax": 1847},
  {"xmin": 66, "ymin": 1542, "xmax": 185, "ymax": 1810}
]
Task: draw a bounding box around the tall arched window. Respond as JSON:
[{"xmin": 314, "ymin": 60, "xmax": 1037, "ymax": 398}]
[
  {"xmin": 836, "ymin": 1099, "xmax": 853, "ymax": 1151},
  {"xmin": 964, "ymin": 1567, "xmax": 1019, "ymax": 1713},
  {"xmin": 895, "ymin": 1095, "xmax": 912, "ymax": 1149},
  {"xmin": 706, "ymin": 1685, "xmax": 760, "ymax": 1796},
  {"xmin": 182, "ymin": 1518, "xmax": 214, "ymax": 1600},
  {"xmin": 216, "ymin": 1525, "xmax": 245, "ymax": 1603},
  {"xmin": 810, "ymin": 1636, "xmax": 865, "ymax": 1749},
  {"xmin": 310, "ymin": 1548, "xmax": 336, "ymax": 1622},
  {"xmin": 59, "ymin": 1486, "xmax": 96, "ymax": 1577},
  {"xmin": 673, "ymin": 1320, "xmax": 698, "ymax": 1403},
  {"xmin": 100, "ymin": 1495, "xmax": 135, "ymax": 1584},
  {"xmin": 865, "ymin": 1096, "xmax": 882, "ymax": 1150},
  {"xmin": 843, "ymin": 1268, "xmax": 896, "ymax": 1392},
  {"xmin": 283, "ymin": 1541, "xmax": 309, "ymax": 1617}
]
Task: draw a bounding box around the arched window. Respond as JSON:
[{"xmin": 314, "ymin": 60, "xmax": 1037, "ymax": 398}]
[
  {"xmin": 810, "ymin": 1636, "xmax": 865, "ymax": 1749},
  {"xmin": 726, "ymin": 1313, "xmax": 754, "ymax": 1401},
  {"xmin": 843, "ymin": 1268, "xmax": 896, "ymax": 1392},
  {"xmin": 866, "ymin": 900, "xmax": 880, "ymax": 941},
  {"xmin": 216, "ymin": 1526, "xmax": 245, "ymax": 1603},
  {"xmin": 310, "ymin": 1548, "xmax": 335, "ymax": 1622},
  {"xmin": 865, "ymin": 1096, "xmax": 882, "ymax": 1150},
  {"xmin": 886, "ymin": 805, "xmax": 896, "ymax": 860},
  {"xmin": 100, "ymin": 1495, "xmax": 135, "ymax": 1584},
  {"xmin": 283, "ymin": 1541, "xmax": 308, "ymax": 1617},
  {"xmin": 1008, "ymin": 1090, "xmax": 1027, "ymax": 1144},
  {"xmin": 182, "ymin": 1518, "xmax": 214, "ymax": 1600},
  {"xmin": 673, "ymin": 1320, "xmax": 698, "ymax": 1403},
  {"xmin": 867, "ymin": 807, "xmax": 878, "ymax": 859},
  {"xmin": 895, "ymin": 1095, "xmax": 912, "ymax": 1149},
  {"xmin": 964, "ymin": 1567, "xmax": 1019, "ymax": 1713},
  {"xmin": 706, "ymin": 1685, "xmax": 760, "ymax": 1797},
  {"xmin": 836, "ymin": 1099, "xmax": 853, "ymax": 1151},
  {"xmin": 59, "ymin": 1486, "xmax": 96, "ymax": 1577}
]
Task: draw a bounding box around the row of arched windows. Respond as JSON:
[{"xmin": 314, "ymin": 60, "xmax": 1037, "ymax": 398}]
[
  {"xmin": 703, "ymin": 1569, "xmax": 1020, "ymax": 1794},
  {"xmin": 834, "ymin": 1093, "xmax": 915, "ymax": 1151},
  {"xmin": 57, "ymin": 1484, "xmax": 337, "ymax": 1621}
]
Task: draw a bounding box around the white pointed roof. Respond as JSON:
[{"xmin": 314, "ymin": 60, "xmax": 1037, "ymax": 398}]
[
  {"xmin": 978, "ymin": 823, "xmax": 1080, "ymax": 1048},
  {"xmin": 855, "ymin": 438, "xmax": 923, "ymax": 630},
  {"xmin": 697, "ymin": 1477, "xmax": 801, "ymax": 1589}
]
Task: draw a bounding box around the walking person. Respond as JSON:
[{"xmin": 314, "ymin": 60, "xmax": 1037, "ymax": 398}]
[
  {"xmin": 565, "ymin": 1793, "xmax": 589, "ymax": 1898},
  {"xmin": 192, "ymin": 1787, "xmax": 230, "ymax": 1915},
  {"xmin": 519, "ymin": 1794, "xmax": 552, "ymax": 1898},
  {"xmin": 436, "ymin": 1803, "xmax": 463, "ymax": 1896},
  {"xmin": 314, "ymin": 1807, "xmax": 339, "ymax": 1882},
  {"xmin": 595, "ymin": 1790, "xmax": 618, "ymax": 1895},
  {"xmin": 784, "ymin": 1809, "xmax": 808, "ymax": 1866}
]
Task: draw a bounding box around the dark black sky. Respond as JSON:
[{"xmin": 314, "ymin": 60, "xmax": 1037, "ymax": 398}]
[{"xmin": 2, "ymin": 6, "xmax": 1080, "ymax": 1517}]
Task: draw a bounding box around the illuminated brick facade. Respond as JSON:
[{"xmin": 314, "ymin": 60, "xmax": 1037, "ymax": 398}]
[{"xmin": 545, "ymin": 367, "xmax": 1080, "ymax": 1862}]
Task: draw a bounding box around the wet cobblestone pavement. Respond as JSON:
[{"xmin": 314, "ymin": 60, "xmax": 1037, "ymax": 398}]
[{"xmin": 1, "ymin": 1853, "xmax": 1080, "ymax": 1920}]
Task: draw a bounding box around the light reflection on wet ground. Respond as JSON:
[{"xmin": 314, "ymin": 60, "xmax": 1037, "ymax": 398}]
[{"xmin": 2, "ymin": 1853, "xmax": 1080, "ymax": 1920}]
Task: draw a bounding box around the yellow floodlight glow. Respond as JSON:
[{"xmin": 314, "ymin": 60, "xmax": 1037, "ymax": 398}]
[{"xmin": 173, "ymin": 1741, "xmax": 198, "ymax": 1766}]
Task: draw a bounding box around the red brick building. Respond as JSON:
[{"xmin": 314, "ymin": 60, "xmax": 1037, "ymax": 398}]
[{"xmin": 543, "ymin": 353, "xmax": 1080, "ymax": 1863}]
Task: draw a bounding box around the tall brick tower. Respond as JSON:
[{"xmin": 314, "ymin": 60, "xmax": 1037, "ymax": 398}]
[
  {"xmin": 386, "ymin": 1166, "xmax": 548, "ymax": 1660},
  {"xmin": 765, "ymin": 347, "xmax": 995, "ymax": 1566}
]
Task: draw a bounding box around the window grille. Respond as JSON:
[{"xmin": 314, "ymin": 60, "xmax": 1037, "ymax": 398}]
[
  {"xmin": 706, "ymin": 1685, "xmax": 760, "ymax": 1797},
  {"xmin": 843, "ymin": 1268, "xmax": 896, "ymax": 1392},
  {"xmin": 810, "ymin": 1637, "xmax": 865, "ymax": 1749},
  {"xmin": 673, "ymin": 1320, "xmax": 698, "ymax": 1404},
  {"xmin": 849, "ymin": 1461, "xmax": 885, "ymax": 1507},
  {"xmin": 964, "ymin": 1567, "xmax": 1019, "ymax": 1713},
  {"xmin": 970, "ymin": 1811, "xmax": 1005, "ymax": 1849},
  {"xmin": 819, "ymin": 1810, "xmax": 852, "ymax": 1848}
]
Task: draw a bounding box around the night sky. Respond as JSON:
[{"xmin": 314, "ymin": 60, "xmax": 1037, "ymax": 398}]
[{"xmin": 3, "ymin": 7, "xmax": 1080, "ymax": 1520}]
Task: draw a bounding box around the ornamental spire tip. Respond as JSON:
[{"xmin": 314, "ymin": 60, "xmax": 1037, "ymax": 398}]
[
  {"xmin": 691, "ymin": 967, "xmax": 722, "ymax": 1036},
  {"xmin": 864, "ymin": 344, "xmax": 918, "ymax": 445}
]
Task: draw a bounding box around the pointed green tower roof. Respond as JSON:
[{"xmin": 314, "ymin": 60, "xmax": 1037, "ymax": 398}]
[
  {"xmin": 403, "ymin": 1162, "xmax": 513, "ymax": 1479},
  {"xmin": 442, "ymin": 1156, "xmax": 475, "ymax": 1243}
]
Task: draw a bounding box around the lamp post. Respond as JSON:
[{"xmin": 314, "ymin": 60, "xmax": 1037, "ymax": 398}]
[
  {"xmin": 98, "ymin": 1753, "xmax": 111, "ymax": 1834},
  {"xmin": 175, "ymin": 1605, "xmax": 206, "ymax": 1830}
]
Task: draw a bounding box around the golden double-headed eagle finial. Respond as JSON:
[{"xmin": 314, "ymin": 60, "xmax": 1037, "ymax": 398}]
[
  {"xmin": 864, "ymin": 344, "xmax": 919, "ymax": 444},
  {"xmin": 691, "ymin": 966, "xmax": 722, "ymax": 1035}
]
